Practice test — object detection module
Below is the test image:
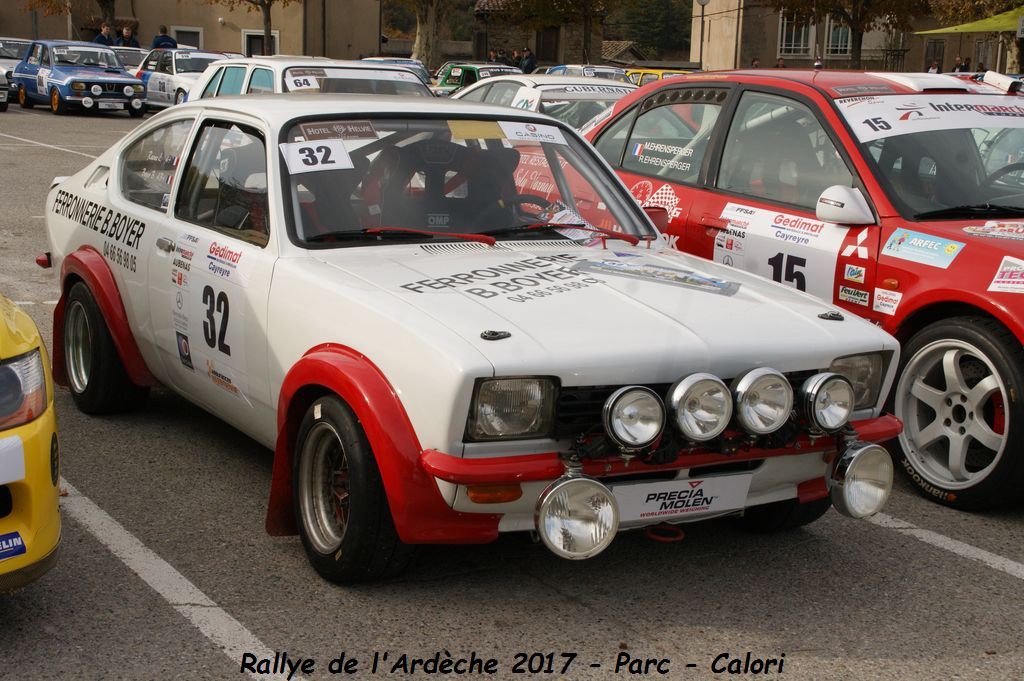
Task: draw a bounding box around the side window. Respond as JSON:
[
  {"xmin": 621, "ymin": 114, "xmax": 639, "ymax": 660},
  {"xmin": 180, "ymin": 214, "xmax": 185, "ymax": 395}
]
[
  {"xmin": 593, "ymin": 112, "xmax": 634, "ymax": 166},
  {"xmin": 144, "ymin": 54, "xmax": 159, "ymax": 71},
  {"xmin": 158, "ymin": 52, "xmax": 173, "ymax": 74},
  {"xmin": 717, "ymin": 91, "xmax": 854, "ymax": 210},
  {"xmin": 175, "ymin": 120, "xmax": 269, "ymax": 246},
  {"xmin": 462, "ymin": 70, "xmax": 478, "ymax": 86},
  {"xmin": 216, "ymin": 66, "xmax": 247, "ymax": 96},
  {"xmin": 40, "ymin": 47, "xmax": 50, "ymax": 68},
  {"xmin": 458, "ymin": 84, "xmax": 489, "ymax": 102},
  {"xmin": 620, "ymin": 96, "xmax": 722, "ymax": 185},
  {"xmin": 120, "ymin": 119, "xmax": 194, "ymax": 210},
  {"xmin": 246, "ymin": 67, "xmax": 274, "ymax": 94},
  {"xmin": 201, "ymin": 67, "xmax": 224, "ymax": 98},
  {"xmin": 640, "ymin": 73, "xmax": 659, "ymax": 86},
  {"xmin": 28, "ymin": 44, "xmax": 41, "ymax": 65},
  {"xmin": 486, "ymin": 82, "xmax": 520, "ymax": 106}
]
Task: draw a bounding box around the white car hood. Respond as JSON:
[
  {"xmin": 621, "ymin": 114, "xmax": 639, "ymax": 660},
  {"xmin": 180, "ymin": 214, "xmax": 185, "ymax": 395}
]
[{"xmin": 310, "ymin": 240, "xmax": 896, "ymax": 385}]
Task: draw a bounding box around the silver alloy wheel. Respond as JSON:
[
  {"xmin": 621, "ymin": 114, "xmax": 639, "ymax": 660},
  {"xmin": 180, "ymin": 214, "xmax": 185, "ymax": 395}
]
[
  {"xmin": 895, "ymin": 339, "xmax": 1008, "ymax": 489},
  {"xmin": 65, "ymin": 299, "xmax": 93, "ymax": 394},
  {"xmin": 175, "ymin": 90, "xmax": 185, "ymax": 105},
  {"xmin": 297, "ymin": 420, "xmax": 351, "ymax": 555}
]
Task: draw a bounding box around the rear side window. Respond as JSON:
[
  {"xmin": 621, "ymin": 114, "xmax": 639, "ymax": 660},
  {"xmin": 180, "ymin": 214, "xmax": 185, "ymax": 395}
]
[
  {"xmin": 217, "ymin": 66, "xmax": 247, "ymax": 96},
  {"xmin": 457, "ymin": 84, "xmax": 489, "ymax": 102},
  {"xmin": 716, "ymin": 91, "xmax": 854, "ymax": 210},
  {"xmin": 246, "ymin": 67, "xmax": 274, "ymax": 94},
  {"xmin": 201, "ymin": 67, "xmax": 224, "ymax": 98},
  {"xmin": 620, "ymin": 97, "xmax": 722, "ymax": 185},
  {"xmin": 175, "ymin": 120, "xmax": 269, "ymax": 246},
  {"xmin": 485, "ymin": 82, "xmax": 520, "ymax": 106},
  {"xmin": 120, "ymin": 119, "xmax": 194, "ymax": 211},
  {"xmin": 593, "ymin": 112, "xmax": 633, "ymax": 166}
]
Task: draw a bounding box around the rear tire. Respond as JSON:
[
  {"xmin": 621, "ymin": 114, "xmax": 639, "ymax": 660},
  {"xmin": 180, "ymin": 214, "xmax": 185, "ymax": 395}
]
[
  {"xmin": 174, "ymin": 89, "xmax": 186, "ymax": 105},
  {"xmin": 63, "ymin": 282, "xmax": 149, "ymax": 414},
  {"xmin": 293, "ymin": 395, "xmax": 412, "ymax": 583},
  {"xmin": 18, "ymin": 85, "xmax": 33, "ymax": 109},
  {"xmin": 736, "ymin": 498, "xmax": 831, "ymax": 533},
  {"xmin": 0, "ymin": 99, "xmax": 8, "ymax": 112}
]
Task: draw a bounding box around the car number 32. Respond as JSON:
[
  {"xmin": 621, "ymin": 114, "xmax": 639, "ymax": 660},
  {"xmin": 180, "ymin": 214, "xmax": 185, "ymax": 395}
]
[{"xmin": 202, "ymin": 285, "xmax": 231, "ymax": 355}]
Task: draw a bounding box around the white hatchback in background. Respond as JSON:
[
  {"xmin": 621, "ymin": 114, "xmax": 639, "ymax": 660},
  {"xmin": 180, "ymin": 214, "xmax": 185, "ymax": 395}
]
[
  {"xmin": 0, "ymin": 37, "xmax": 32, "ymax": 103},
  {"xmin": 452, "ymin": 74, "xmax": 635, "ymax": 129},
  {"xmin": 188, "ymin": 55, "xmax": 433, "ymax": 101},
  {"xmin": 137, "ymin": 48, "xmax": 228, "ymax": 107}
]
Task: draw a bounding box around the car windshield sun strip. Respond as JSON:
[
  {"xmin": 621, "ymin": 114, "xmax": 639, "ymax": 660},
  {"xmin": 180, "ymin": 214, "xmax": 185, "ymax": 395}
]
[
  {"xmin": 482, "ymin": 222, "xmax": 640, "ymax": 245},
  {"xmin": 305, "ymin": 227, "xmax": 496, "ymax": 245},
  {"xmin": 914, "ymin": 204, "xmax": 1024, "ymax": 219}
]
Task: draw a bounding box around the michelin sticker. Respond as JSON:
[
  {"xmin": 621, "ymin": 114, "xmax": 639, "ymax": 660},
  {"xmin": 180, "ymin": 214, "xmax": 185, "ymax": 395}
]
[
  {"xmin": 988, "ymin": 256, "xmax": 1024, "ymax": 293},
  {"xmin": 963, "ymin": 222, "xmax": 1024, "ymax": 241},
  {"xmin": 0, "ymin": 531, "xmax": 26, "ymax": 562},
  {"xmin": 573, "ymin": 259, "xmax": 740, "ymax": 296},
  {"xmin": 882, "ymin": 229, "xmax": 964, "ymax": 269},
  {"xmin": 872, "ymin": 288, "xmax": 903, "ymax": 315}
]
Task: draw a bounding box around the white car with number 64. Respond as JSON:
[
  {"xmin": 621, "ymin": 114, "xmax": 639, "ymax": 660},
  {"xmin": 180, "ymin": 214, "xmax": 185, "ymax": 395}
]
[{"xmin": 40, "ymin": 95, "xmax": 902, "ymax": 583}]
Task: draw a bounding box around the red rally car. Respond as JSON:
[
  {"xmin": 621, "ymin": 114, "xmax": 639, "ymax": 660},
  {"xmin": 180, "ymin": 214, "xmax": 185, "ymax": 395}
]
[{"xmin": 583, "ymin": 69, "xmax": 1024, "ymax": 509}]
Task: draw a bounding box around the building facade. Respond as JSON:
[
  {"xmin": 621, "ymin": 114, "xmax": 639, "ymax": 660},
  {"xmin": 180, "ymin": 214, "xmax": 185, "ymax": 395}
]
[{"xmin": 474, "ymin": 0, "xmax": 604, "ymax": 65}]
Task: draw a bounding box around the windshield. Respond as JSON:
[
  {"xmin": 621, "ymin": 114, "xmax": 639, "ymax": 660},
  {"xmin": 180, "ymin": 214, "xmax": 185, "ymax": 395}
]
[
  {"xmin": 114, "ymin": 49, "xmax": 145, "ymax": 68},
  {"xmin": 282, "ymin": 117, "xmax": 650, "ymax": 247},
  {"xmin": 0, "ymin": 40, "xmax": 30, "ymax": 60},
  {"xmin": 836, "ymin": 94, "xmax": 1024, "ymax": 219},
  {"xmin": 52, "ymin": 46, "xmax": 121, "ymax": 68},
  {"xmin": 175, "ymin": 52, "xmax": 221, "ymax": 73},
  {"xmin": 283, "ymin": 67, "xmax": 431, "ymax": 96},
  {"xmin": 541, "ymin": 99, "xmax": 620, "ymax": 129}
]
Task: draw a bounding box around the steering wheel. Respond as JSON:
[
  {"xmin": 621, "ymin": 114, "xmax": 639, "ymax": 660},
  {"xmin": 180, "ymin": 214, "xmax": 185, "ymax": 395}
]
[
  {"xmin": 476, "ymin": 194, "xmax": 551, "ymax": 225},
  {"xmin": 981, "ymin": 162, "xmax": 1024, "ymax": 188}
]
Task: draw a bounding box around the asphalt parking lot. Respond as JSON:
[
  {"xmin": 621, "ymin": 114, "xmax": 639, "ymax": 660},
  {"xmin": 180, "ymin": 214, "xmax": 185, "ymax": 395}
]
[{"xmin": 2, "ymin": 105, "xmax": 1024, "ymax": 681}]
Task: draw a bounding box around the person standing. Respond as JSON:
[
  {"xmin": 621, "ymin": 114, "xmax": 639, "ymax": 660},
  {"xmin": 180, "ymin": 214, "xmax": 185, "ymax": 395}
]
[
  {"xmin": 927, "ymin": 59, "xmax": 939, "ymax": 73},
  {"xmin": 94, "ymin": 23, "xmax": 114, "ymax": 46},
  {"xmin": 750, "ymin": 57, "xmax": 761, "ymax": 68},
  {"xmin": 520, "ymin": 47, "xmax": 536, "ymax": 73},
  {"xmin": 151, "ymin": 25, "xmax": 178, "ymax": 50},
  {"xmin": 775, "ymin": 57, "xmax": 786, "ymax": 68},
  {"xmin": 511, "ymin": 49, "xmax": 521, "ymax": 69},
  {"xmin": 116, "ymin": 27, "xmax": 140, "ymax": 48},
  {"xmin": 952, "ymin": 56, "xmax": 966, "ymax": 72}
]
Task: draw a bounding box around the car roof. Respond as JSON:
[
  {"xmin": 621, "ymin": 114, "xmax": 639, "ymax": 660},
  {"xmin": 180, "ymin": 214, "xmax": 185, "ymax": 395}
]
[
  {"xmin": 171, "ymin": 92, "xmax": 572, "ymax": 127},
  {"xmin": 204, "ymin": 56, "xmax": 416, "ymax": 73},
  {"xmin": 673, "ymin": 69, "xmax": 1019, "ymax": 99},
  {"xmin": 459, "ymin": 74, "xmax": 635, "ymax": 91},
  {"xmin": 0, "ymin": 37, "xmax": 32, "ymax": 42},
  {"xmin": 553, "ymin": 64, "xmax": 626, "ymax": 71},
  {"xmin": 35, "ymin": 39, "xmax": 107, "ymax": 48}
]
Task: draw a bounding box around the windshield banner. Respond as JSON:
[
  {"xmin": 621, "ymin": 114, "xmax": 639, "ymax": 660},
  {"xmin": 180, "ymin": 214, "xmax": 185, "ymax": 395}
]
[{"xmin": 836, "ymin": 94, "xmax": 1024, "ymax": 143}]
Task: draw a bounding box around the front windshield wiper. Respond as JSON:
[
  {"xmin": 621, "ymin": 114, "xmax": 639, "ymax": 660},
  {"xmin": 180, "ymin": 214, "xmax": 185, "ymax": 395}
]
[
  {"xmin": 306, "ymin": 227, "xmax": 496, "ymax": 245},
  {"xmin": 914, "ymin": 204, "xmax": 1024, "ymax": 220},
  {"xmin": 482, "ymin": 222, "xmax": 641, "ymax": 246}
]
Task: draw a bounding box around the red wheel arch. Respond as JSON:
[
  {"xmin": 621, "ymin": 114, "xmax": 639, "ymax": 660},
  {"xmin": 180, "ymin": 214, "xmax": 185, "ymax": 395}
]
[
  {"xmin": 53, "ymin": 246, "xmax": 157, "ymax": 388},
  {"xmin": 266, "ymin": 343, "xmax": 501, "ymax": 544}
]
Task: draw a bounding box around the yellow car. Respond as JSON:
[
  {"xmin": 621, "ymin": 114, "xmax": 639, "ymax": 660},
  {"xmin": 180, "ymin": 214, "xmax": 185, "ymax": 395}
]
[
  {"xmin": 0, "ymin": 294, "xmax": 60, "ymax": 592},
  {"xmin": 626, "ymin": 68, "xmax": 695, "ymax": 87}
]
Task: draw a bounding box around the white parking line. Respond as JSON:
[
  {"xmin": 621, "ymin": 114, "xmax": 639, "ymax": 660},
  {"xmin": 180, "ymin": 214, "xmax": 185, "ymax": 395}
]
[
  {"xmin": 868, "ymin": 512, "xmax": 1024, "ymax": 581},
  {"xmin": 61, "ymin": 481, "xmax": 300, "ymax": 681},
  {"xmin": 0, "ymin": 132, "xmax": 97, "ymax": 159}
]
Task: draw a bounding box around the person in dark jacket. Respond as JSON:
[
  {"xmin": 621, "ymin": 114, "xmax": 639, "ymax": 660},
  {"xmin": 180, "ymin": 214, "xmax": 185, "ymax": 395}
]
[
  {"xmin": 520, "ymin": 47, "xmax": 536, "ymax": 73},
  {"xmin": 151, "ymin": 25, "xmax": 178, "ymax": 50},
  {"xmin": 94, "ymin": 23, "xmax": 114, "ymax": 46},
  {"xmin": 116, "ymin": 27, "xmax": 140, "ymax": 48}
]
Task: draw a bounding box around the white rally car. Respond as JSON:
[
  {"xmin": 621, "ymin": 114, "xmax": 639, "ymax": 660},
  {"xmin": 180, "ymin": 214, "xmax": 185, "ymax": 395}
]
[
  {"xmin": 40, "ymin": 95, "xmax": 900, "ymax": 582},
  {"xmin": 451, "ymin": 74, "xmax": 635, "ymax": 129},
  {"xmin": 136, "ymin": 48, "xmax": 228, "ymax": 107}
]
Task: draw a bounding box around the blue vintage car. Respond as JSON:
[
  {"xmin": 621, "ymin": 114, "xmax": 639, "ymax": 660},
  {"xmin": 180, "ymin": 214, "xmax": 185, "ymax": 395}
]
[{"xmin": 12, "ymin": 40, "xmax": 146, "ymax": 116}]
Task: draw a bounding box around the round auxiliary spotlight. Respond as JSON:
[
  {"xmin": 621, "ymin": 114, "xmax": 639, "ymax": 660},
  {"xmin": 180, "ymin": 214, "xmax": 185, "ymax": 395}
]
[
  {"xmin": 732, "ymin": 368, "xmax": 793, "ymax": 435},
  {"xmin": 602, "ymin": 386, "xmax": 665, "ymax": 450},
  {"xmin": 667, "ymin": 373, "xmax": 732, "ymax": 441}
]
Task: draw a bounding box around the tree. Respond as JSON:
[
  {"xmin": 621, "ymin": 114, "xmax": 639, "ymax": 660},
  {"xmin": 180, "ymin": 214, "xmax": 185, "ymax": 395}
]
[
  {"xmin": 204, "ymin": 0, "xmax": 300, "ymax": 55},
  {"xmin": 769, "ymin": 0, "xmax": 928, "ymax": 68},
  {"xmin": 929, "ymin": 0, "xmax": 1022, "ymax": 71},
  {"xmin": 612, "ymin": 0, "xmax": 690, "ymax": 58},
  {"xmin": 23, "ymin": 0, "xmax": 115, "ymax": 33},
  {"xmin": 506, "ymin": 0, "xmax": 623, "ymax": 63}
]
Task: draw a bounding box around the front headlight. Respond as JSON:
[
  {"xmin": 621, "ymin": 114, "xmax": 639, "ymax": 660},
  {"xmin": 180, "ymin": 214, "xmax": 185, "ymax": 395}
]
[
  {"xmin": 0, "ymin": 349, "xmax": 47, "ymax": 429},
  {"xmin": 466, "ymin": 377, "xmax": 556, "ymax": 441},
  {"xmin": 732, "ymin": 368, "xmax": 793, "ymax": 435},
  {"xmin": 667, "ymin": 373, "xmax": 732, "ymax": 441},
  {"xmin": 90, "ymin": 84, "xmax": 103, "ymax": 96},
  {"xmin": 830, "ymin": 352, "xmax": 887, "ymax": 410},
  {"xmin": 133, "ymin": 84, "xmax": 144, "ymax": 93},
  {"xmin": 71, "ymin": 81, "xmax": 86, "ymax": 91},
  {"xmin": 602, "ymin": 386, "xmax": 665, "ymax": 450},
  {"xmin": 122, "ymin": 85, "xmax": 134, "ymax": 97}
]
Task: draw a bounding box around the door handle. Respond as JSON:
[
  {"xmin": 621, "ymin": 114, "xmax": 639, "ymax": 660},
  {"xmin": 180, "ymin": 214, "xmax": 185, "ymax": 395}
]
[
  {"xmin": 699, "ymin": 214, "xmax": 730, "ymax": 230},
  {"xmin": 155, "ymin": 237, "xmax": 175, "ymax": 253}
]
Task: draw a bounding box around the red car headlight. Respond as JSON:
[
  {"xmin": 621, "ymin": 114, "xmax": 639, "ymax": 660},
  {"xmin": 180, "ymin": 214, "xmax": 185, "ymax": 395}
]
[{"xmin": 0, "ymin": 349, "xmax": 47, "ymax": 430}]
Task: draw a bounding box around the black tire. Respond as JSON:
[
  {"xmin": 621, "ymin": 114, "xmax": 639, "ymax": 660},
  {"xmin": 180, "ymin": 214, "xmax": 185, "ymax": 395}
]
[
  {"xmin": 18, "ymin": 85, "xmax": 33, "ymax": 109},
  {"xmin": 63, "ymin": 282, "xmax": 149, "ymax": 415},
  {"xmin": 893, "ymin": 316, "xmax": 1024, "ymax": 509},
  {"xmin": 174, "ymin": 89, "xmax": 186, "ymax": 105},
  {"xmin": 292, "ymin": 395, "xmax": 412, "ymax": 583},
  {"xmin": 0, "ymin": 99, "xmax": 8, "ymax": 113},
  {"xmin": 128, "ymin": 101, "xmax": 145, "ymax": 118},
  {"xmin": 736, "ymin": 498, "xmax": 831, "ymax": 533},
  {"xmin": 49, "ymin": 87, "xmax": 66, "ymax": 115}
]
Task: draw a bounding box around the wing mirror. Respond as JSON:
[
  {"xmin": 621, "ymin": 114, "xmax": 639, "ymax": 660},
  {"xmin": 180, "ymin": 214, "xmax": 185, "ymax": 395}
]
[
  {"xmin": 643, "ymin": 205, "xmax": 669, "ymax": 231},
  {"xmin": 815, "ymin": 185, "xmax": 874, "ymax": 225}
]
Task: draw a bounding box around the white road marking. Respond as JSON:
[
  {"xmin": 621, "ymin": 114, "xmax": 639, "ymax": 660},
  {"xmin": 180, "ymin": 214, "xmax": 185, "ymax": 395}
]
[
  {"xmin": 12, "ymin": 301, "xmax": 34, "ymax": 306},
  {"xmin": 869, "ymin": 512, "xmax": 1024, "ymax": 581},
  {"xmin": 61, "ymin": 481, "xmax": 300, "ymax": 680},
  {"xmin": 0, "ymin": 132, "xmax": 98, "ymax": 159},
  {"xmin": 31, "ymin": 215, "xmax": 46, "ymax": 219}
]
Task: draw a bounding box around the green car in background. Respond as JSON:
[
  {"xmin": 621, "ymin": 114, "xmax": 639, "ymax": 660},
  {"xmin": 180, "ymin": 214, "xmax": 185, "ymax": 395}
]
[{"xmin": 431, "ymin": 62, "xmax": 521, "ymax": 96}]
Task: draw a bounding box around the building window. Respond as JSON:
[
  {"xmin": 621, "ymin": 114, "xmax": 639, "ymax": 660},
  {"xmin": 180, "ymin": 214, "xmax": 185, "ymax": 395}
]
[
  {"xmin": 825, "ymin": 19, "xmax": 850, "ymax": 56},
  {"xmin": 242, "ymin": 30, "xmax": 279, "ymax": 56},
  {"xmin": 778, "ymin": 13, "xmax": 812, "ymax": 57},
  {"xmin": 171, "ymin": 26, "xmax": 203, "ymax": 49}
]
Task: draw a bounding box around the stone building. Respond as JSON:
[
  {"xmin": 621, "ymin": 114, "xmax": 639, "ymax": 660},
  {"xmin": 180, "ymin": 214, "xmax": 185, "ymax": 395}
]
[{"xmin": 474, "ymin": 0, "xmax": 603, "ymax": 66}]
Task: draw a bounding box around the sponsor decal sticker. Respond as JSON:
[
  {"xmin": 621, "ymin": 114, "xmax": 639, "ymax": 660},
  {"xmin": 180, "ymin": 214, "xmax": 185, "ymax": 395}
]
[
  {"xmin": 613, "ymin": 475, "xmax": 752, "ymax": 522},
  {"xmin": 872, "ymin": 288, "xmax": 903, "ymax": 315},
  {"xmin": 299, "ymin": 120, "xmax": 377, "ymax": 141},
  {"xmin": 963, "ymin": 222, "xmax": 1024, "ymax": 241},
  {"xmin": 51, "ymin": 190, "xmax": 146, "ymax": 272},
  {"xmin": 882, "ymin": 229, "xmax": 964, "ymax": 269},
  {"xmin": 0, "ymin": 531, "xmax": 26, "ymax": 562},
  {"xmin": 988, "ymin": 255, "xmax": 1024, "ymax": 293},
  {"xmin": 0, "ymin": 435, "xmax": 26, "ymax": 486},
  {"xmin": 629, "ymin": 180, "xmax": 683, "ymax": 221},
  {"xmin": 837, "ymin": 93, "xmax": 1024, "ymax": 143},
  {"xmin": 844, "ymin": 264, "xmax": 866, "ymax": 283},
  {"xmin": 838, "ymin": 285, "xmax": 869, "ymax": 306},
  {"xmin": 206, "ymin": 359, "xmax": 241, "ymax": 396},
  {"xmin": 498, "ymin": 121, "xmax": 567, "ymax": 145},
  {"xmin": 176, "ymin": 332, "xmax": 194, "ymax": 370}
]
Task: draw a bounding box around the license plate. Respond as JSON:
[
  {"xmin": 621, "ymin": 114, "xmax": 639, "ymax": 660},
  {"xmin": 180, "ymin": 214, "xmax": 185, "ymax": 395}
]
[
  {"xmin": 613, "ymin": 474, "xmax": 753, "ymax": 523},
  {"xmin": 98, "ymin": 101, "xmax": 123, "ymax": 110}
]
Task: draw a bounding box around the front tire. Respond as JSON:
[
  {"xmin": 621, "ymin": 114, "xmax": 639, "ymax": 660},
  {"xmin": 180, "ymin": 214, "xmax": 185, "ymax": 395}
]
[
  {"xmin": 63, "ymin": 282, "xmax": 149, "ymax": 414},
  {"xmin": 49, "ymin": 87, "xmax": 66, "ymax": 115},
  {"xmin": 18, "ymin": 85, "xmax": 33, "ymax": 109},
  {"xmin": 174, "ymin": 89, "xmax": 186, "ymax": 105},
  {"xmin": 894, "ymin": 316, "xmax": 1024, "ymax": 509},
  {"xmin": 736, "ymin": 498, "xmax": 831, "ymax": 533},
  {"xmin": 128, "ymin": 101, "xmax": 145, "ymax": 118},
  {"xmin": 293, "ymin": 395, "xmax": 412, "ymax": 583}
]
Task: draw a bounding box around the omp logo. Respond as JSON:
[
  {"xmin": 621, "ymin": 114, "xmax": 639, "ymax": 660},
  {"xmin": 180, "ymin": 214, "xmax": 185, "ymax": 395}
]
[{"xmin": 427, "ymin": 213, "xmax": 450, "ymax": 226}]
